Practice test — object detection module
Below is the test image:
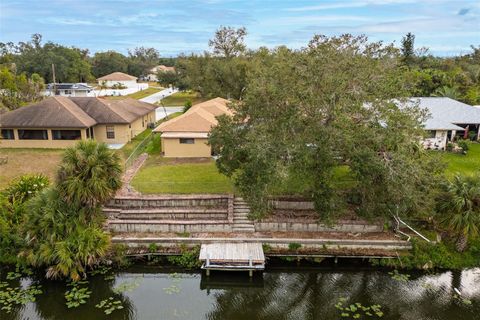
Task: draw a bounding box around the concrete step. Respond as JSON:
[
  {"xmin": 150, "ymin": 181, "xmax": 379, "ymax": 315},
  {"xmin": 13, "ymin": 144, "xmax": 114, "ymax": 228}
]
[
  {"xmin": 121, "ymin": 208, "xmax": 227, "ymax": 214},
  {"xmin": 234, "ymin": 209, "xmax": 250, "ymax": 213},
  {"xmin": 118, "ymin": 214, "xmax": 227, "ymax": 220}
]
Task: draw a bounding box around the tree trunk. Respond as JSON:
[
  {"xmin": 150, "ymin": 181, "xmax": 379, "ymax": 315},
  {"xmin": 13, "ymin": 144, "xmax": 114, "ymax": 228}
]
[{"xmin": 456, "ymin": 234, "xmax": 468, "ymax": 252}]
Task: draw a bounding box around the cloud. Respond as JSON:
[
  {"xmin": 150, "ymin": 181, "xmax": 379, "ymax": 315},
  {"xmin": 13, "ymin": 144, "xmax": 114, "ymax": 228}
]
[
  {"xmin": 458, "ymin": 8, "xmax": 470, "ymax": 15},
  {"xmin": 285, "ymin": 0, "xmax": 418, "ymax": 12}
]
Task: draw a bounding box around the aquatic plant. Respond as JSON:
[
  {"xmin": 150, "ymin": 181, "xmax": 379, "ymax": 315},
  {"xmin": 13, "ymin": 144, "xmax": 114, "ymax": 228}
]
[
  {"xmin": 96, "ymin": 297, "xmax": 124, "ymax": 315},
  {"xmin": 388, "ymin": 270, "xmax": 411, "ymax": 282},
  {"xmin": 65, "ymin": 281, "xmax": 92, "ymax": 308},
  {"xmin": 0, "ymin": 281, "xmax": 42, "ymax": 313},
  {"xmin": 335, "ymin": 298, "xmax": 384, "ymax": 318}
]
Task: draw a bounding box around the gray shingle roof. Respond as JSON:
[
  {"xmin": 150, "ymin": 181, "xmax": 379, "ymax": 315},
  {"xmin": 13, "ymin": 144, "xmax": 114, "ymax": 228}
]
[{"xmin": 402, "ymin": 97, "xmax": 480, "ymax": 130}]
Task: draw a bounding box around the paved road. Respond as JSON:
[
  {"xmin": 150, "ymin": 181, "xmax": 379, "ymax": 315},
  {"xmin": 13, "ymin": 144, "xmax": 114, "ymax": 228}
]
[{"xmin": 139, "ymin": 87, "xmax": 178, "ymax": 104}]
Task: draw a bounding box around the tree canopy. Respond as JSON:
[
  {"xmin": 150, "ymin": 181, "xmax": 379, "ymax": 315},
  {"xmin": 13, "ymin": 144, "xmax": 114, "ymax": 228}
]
[{"xmin": 210, "ymin": 34, "xmax": 442, "ymax": 220}]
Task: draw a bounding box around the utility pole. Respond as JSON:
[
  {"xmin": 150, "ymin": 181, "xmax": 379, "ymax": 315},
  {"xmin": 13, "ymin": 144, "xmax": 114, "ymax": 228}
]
[{"xmin": 51, "ymin": 63, "xmax": 57, "ymax": 96}]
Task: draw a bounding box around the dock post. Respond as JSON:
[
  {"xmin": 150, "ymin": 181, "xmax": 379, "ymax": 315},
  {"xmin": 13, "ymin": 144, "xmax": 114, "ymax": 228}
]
[
  {"xmin": 206, "ymin": 253, "xmax": 210, "ymax": 277},
  {"xmin": 249, "ymin": 255, "xmax": 253, "ymax": 277}
]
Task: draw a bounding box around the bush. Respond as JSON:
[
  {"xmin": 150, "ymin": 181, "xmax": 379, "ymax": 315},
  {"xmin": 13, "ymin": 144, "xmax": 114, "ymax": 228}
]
[
  {"xmin": 167, "ymin": 246, "xmax": 201, "ymax": 269},
  {"xmin": 3, "ymin": 174, "xmax": 49, "ymax": 204},
  {"xmin": 371, "ymin": 238, "xmax": 480, "ymax": 270},
  {"xmin": 288, "ymin": 243, "xmax": 302, "ymax": 251},
  {"xmin": 446, "ymin": 142, "xmax": 453, "ymax": 152},
  {"xmin": 183, "ymin": 100, "xmax": 192, "ymax": 113},
  {"xmin": 457, "ymin": 139, "xmax": 469, "ymax": 152},
  {"xmin": 468, "ymin": 130, "xmax": 477, "ymax": 141}
]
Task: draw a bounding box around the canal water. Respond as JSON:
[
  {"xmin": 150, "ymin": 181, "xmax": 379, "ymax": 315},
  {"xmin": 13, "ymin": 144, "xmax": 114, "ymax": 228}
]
[{"xmin": 1, "ymin": 261, "xmax": 479, "ymax": 320}]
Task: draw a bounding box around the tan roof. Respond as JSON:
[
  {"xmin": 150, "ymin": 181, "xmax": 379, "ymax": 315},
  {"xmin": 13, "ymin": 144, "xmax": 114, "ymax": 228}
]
[
  {"xmin": 97, "ymin": 72, "xmax": 137, "ymax": 81},
  {"xmin": 0, "ymin": 97, "xmax": 96, "ymax": 128},
  {"xmin": 0, "ymin": 97, "xmax": 157, "ymax": 128},
  {"xmin": 150, "ymin": 65, "xmax": 176, "ymax": 73},
  {"xmin": 154, "ymin": 97, "xmax": 231, "ymax": 133}
]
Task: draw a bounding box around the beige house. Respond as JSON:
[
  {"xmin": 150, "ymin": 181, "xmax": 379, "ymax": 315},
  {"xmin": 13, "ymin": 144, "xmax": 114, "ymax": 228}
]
[
  {"xmin": 154, "ymin": 97, "xmax": 232, "ymax": 157},
  {"xmin": 97, "ymin": 72, "xmax": 138, "ymax": 88},
  {"xmin": 146, "ymin": 65, "xmax": 176, "ymax": 82},
  {"xmin": 0, "ymin": 96, "xmax": 157, "ymax": 148}
]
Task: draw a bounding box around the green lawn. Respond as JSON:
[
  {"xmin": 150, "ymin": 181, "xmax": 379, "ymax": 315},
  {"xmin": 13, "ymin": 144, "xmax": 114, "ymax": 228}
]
[
  {"xmin": 105, "ymin": 87, "xmax": 163, "ymax": 100},
  {"xmin": 439, "ymin": 142, "xmax": 480, "ymax": 177},
  {"xmin": 131, "ymin": 157, "xmax": 233, "ymax": 194},
  {"xmin": 159, "ymin": 91, "xmax": 205, "ymax": 106}
]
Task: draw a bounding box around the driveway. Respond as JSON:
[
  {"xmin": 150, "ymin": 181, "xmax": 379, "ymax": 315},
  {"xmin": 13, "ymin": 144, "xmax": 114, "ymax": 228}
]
[{"xmin": 140, "ymin": 87, "xmax": 178, "ymax": 104}]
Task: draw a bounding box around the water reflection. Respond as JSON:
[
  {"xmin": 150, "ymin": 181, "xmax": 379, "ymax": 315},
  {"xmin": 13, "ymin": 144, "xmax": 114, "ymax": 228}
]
[{"xmin": 1, "ymin": 264, "xmax": 479, "ymax": 320}]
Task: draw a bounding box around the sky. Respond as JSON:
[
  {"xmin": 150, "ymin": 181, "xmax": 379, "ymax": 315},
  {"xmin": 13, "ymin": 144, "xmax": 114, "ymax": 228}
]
[{"xmin": 0, "ymin": 0, "xmax": 479, "ymax": 57}]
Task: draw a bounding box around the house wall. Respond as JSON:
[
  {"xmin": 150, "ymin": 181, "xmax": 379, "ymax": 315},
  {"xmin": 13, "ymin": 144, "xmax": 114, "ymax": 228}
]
[
  {"xmin": 0, "ymin": 127, "xmax": 88, "ymax": 148},
  {"xmin": 161, "ymin": 137, "xmax": 211, "ymax": 157},
  {"xmin": 422, "ymin": 130, "xmax": 448, "ymax": 150},
  {"xmin": 93, "ymin": 111, "xmax": 155, "ymax": 144},
  {"xmin": 44, "ymin": 90, "xmax": 90, "ymax": 97}
]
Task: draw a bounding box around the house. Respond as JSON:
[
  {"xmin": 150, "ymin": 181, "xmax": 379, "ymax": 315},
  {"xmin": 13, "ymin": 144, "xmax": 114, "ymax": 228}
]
[
  {"xmin": 145, "ymin": 65, "xmax": 176, "ymax": 82},
  {"xmin": 97, "ymin": 72, "xmax": 138, "ymax": 88},
  {"xmin": 401, "ymin": 97, "xmax": 480, "ymax": 150},
  {"xmin": 153, "ymin": 97, "xmax": 232, "ymax": 157},
  {"xmin": 0, "ymin": 96, "xmax": 157, "ymax": 148},
  {"xmin": 45, "ymin": 83, "xmax": 93, "ymax": 97}
]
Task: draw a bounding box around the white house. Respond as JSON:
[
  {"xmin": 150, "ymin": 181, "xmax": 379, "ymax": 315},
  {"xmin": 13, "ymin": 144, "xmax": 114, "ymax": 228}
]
[
  {"xmin": 145, "ymin": 65, "xmax": 175, "ymax": 82},
  {"xmin": 97, "ymin": 72, "xmax": 138, "ymax": 88},
  {"xmin": 44, "ymin": 83, "xmax": 93, "ymax": 97},
  {"xmin": 400, "ymin": 97, "xmax": 480, "ymax": 150}
]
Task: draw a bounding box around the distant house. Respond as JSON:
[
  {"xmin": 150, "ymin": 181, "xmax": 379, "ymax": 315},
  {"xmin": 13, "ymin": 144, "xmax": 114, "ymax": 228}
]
[
  {"xmin": 145, "ymin": 65, "xmax": 176, "ymax": 82},
  {"xmin": 0, "ymin": 96, "xmax": 157, "ymax": 148},
  {"xmin": 45, "ymin": 83, "xmax": 93, "ymax": 97},
  {"xmin": 97, "ymin": 72, "xmax": 138, "ymax": 88},
  {"xmin": 400, "ymin": 97, "xmax": 480, "ymax": 150},
  {"xmin": 153, "ymin": 97, "xmax": 232, "ymax": 157}
]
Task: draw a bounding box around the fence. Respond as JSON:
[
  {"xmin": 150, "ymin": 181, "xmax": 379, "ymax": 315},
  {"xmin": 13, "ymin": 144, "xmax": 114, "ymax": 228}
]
[{"xmin": 124, "ymin": 132, "xmax": 155, "ymax": 170}]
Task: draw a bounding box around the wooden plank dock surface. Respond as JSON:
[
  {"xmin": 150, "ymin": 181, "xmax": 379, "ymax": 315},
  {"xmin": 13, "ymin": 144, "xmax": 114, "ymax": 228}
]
[{"xmin": 199, "ymin": 242, "xmax": 265, "ymax": 265}]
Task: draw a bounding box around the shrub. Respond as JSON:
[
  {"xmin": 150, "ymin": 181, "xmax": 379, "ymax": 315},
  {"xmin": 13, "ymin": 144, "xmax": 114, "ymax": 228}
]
[
  {"xmin": 183, "ymin": 99, "xmax": 192, "ymax": 113},
  {"xmin": 288, "ymin": 243, "xmax": 302, "ymax": 251},
  {"xmin": 457, "ymin": 139, "xmax": 469, "ymax": 152},
  {"xmin": 167, "ymin": 246, "xmax": 201, "ymax": 268},
  {"xmin": 3, "ymin": 174, "xmax": 49, "ymax": 204},
  {"xmin": 446, "ymin": 142, "xmax": 454, "ymax": 152},
  {"xmin": 468, "ymin": 130, "xmax": 477, "ymax": 141}
]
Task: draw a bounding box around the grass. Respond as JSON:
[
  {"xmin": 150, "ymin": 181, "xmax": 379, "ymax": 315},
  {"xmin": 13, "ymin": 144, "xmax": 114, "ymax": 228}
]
[
  {"xmin": 438, "ymin": 142, "xmax": 480, "ymax": 177},
  {"xmin": 0, "ymin": 148, "xmax": 64, "ymax": 190},
  {"xmin": 131, "ymin": 156, "xmax": 234, "ymax": 194},
  {"xmin": 105, "ymin": 87, "xmax": 163, "ymax": 100},
  {"xmin": 159, "ymin": 91, "xmax": 205, "ymax": 106},
  {"xmin": 117, "ymin": 112, "xmax": 183, "ymax": 163}
]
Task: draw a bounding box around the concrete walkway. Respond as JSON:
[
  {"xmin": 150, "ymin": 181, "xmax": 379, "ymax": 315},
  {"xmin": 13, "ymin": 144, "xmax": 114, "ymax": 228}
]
[{"xmin": 139, "ymin": 87, "xmax": 178, "ymax": 104}]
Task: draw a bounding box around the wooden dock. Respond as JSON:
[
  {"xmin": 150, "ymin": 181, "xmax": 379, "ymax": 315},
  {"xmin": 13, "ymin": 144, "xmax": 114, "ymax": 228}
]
[{"xmin": 199, "ymin": 243, "xmax": 265, "ymax": 277}]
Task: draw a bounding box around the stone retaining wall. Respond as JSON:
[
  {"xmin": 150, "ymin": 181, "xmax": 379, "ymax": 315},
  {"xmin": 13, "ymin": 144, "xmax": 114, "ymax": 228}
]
[
  {"xmin": 109, "ymin": 221, "xmax": 232, "ymax": 233},
  {"xmin": 254, "ymin": 220, "xmax": 383, "ymax": 233},
  {"xmin": 108, "ymin": 194, "xmax": 232, "ymax": 209}
]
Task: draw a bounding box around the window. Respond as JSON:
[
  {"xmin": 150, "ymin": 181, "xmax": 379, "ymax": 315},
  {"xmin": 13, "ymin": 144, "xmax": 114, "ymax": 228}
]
[
  {"xmin": 64, "ymin": 90, "xmax": 72, "ymax": 95},
  {"xmin": 1, "ymin": 129, "xmax": 14, "ymax": 140},
  {"xmin": 52, "ymin": 130, "xmax": 81, "ymax": 140},
  {"xmin": 18, "ymin": 129, "xmax": 48, "ymax": 140},
  {"xmin": 179, "ymin": 138, "xmax": 194, "ymax": 144},
  {"xmin": 427, "ymin": 130, "xmax": 436, "ymax": 138},
  {"xmin": 106, "ymin": 126, "xmax": 115, "ymax": 139},
  {"xmin": 86, "ymin": 128, "xmax": 90, "ymax": 139}
]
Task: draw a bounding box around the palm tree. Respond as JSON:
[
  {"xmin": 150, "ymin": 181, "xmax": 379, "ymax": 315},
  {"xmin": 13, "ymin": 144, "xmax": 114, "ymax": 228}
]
[
  {"xmin": 433, "ymin": 86, "xmax": 461, "ymax": 99},
  {"xmin": 437, "ymin": 175, "xmax": 480, "ymax": 252},
  {"xmin": 56, "ymin": 140, "xmax": 122, "ymax": 211}
]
